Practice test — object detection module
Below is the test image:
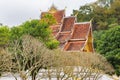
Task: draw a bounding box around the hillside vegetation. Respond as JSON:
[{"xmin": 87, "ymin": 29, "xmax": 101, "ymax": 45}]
[{"xmin": 72, "ymin": 0, "xmax": 120, "ymax": 75}]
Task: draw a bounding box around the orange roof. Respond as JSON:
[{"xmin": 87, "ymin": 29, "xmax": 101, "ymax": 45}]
[
  {"xmin": 53, "ymin": 10, "xmax": 65, "ymax": 23},
  {"xmin": 50, "ymin": 24, "xmax": 60, "ymax": 36},
  {"xmin": 57, "ymin": 32, "xmax": 71, "ymax": 42},
  {"xmin": 63, "ymin": 22, "xmax": 91, "ymax": 51},
  {"xmin": 61, "ymin": 17, "xmax": 75, "ymax": 32},
  {"xmin": 40, "ymin": 8, "xmax": 94, "ymax": 52},
  {"xmin": 71, "ymin": 22, "xmax": 90, "ymax": 39},
  {"xmin": 41, "ymin": 10, "xmax": 65, "ymax": 23},
  {"xmin": 64, "ymin": 41, "xmax": 85, "ymax": 51}
]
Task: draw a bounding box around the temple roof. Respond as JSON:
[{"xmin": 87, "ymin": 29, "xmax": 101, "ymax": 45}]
[
  {"xmin": 63, "ymin": 22, "xmax": 92, "ymax": 51},
  {"xmin": 56, "ymin": 16, "xmax": 76, "ymax": 47},
  {"xmin": 40, "ymin": 6, "xmax": 94, "ymax": 52},
  {"xmin": 41, "ymin": 10, "xmax": 65, "ymax": 23},
  {"xmin": 53, "ymin": 10, "xmax": 65, "ymax": 23},
  {"xmin": 50, "ymin": 24, "xmax": 60, "ymax": 36},
  {"xmin": 60, "ymin": 17, "xmax": 76, "ymax": 32},
  {"xmin": 64, "ymin": 41, "xmax": 85, "ymax": 51},
  {"xmin": 71, "ymin": 22, "xmax": 90, "ymax": 39},
  {"xmin": 49, "ymin": 4, "xmax": 58, "ymax": 13},
  {"xmin": 57, "ymin": 32, "xmax": 71, "ymax": 42}
]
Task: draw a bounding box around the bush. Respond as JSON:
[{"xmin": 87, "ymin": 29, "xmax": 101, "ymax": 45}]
[{"xmin": 96, "ymin": 26, "xmax": 120, "ymax": 75}]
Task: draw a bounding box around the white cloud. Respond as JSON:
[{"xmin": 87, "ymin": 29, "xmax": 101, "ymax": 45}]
[{"xmin": 0, "ymin": 0, "xmax": 96, "ymax": 27}]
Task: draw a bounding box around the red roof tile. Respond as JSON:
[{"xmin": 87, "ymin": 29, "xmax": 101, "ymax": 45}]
[
  {"xmin": 64, "ymin": 41, "xmax": 85, "ymax": 51},
  {"xmin": 41, "ymin": 9, "xmax": 94, "ymax": 52},
  {"xmin": 61, "ymin": 17, "xmax": 75, "ymax": 32},
  {"xmin": 71, "ymin": 23, "xmax": 90, "ymax": 39},
  {"xmin": 53, "ymin": 10, "xmax": 65, "ymax": 23},
  {"xmin": 50, "ymin": 25, "xmax": 60, "ymax": 31},
  {"xmin": 57, "ymin": 32, "xmax": 71, "ymax": 42},
  {"xmin": 50, "ymin": 25, "xmax": 60, "ymax": 36}
]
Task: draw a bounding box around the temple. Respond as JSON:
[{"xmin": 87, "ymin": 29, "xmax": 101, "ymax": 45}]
[{"xmin": 41, "ymin": 5, "xmax": 94, "ymax": 52}]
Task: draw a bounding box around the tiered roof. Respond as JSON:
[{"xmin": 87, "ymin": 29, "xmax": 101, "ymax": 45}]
[
  {"xmin": 40, "ymin": 6, "xmax": 94, "ymax": 52},
  {"xmin": 71, "ymin": 23, "xmax": 90, "ymax": 39},
  {"xmin": 60, "ymin": 16, "xmax": 75, "ymax": 32},
  {"xmin": 53, "ymin": 10, "xmax": 65, "ymax": 23},
  {"xmin": 50, "ymin": 24, "xmax": 60, "ymax": 36},
  {"xmin": 56, "ymin": 17, "xmax": 76, "ymax": 47},
  {"xmin": 63, "ymin": 22, "xmax": 91, "ymax": 51},
  {"xmin": 64, "ymin": 41, "xmax": 85, "ymax": 51}
]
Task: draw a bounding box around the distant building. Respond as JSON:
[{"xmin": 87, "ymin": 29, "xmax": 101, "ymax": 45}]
[{"xmin": 41, "ymin": 5, "xmax": 94, "ymax": 52}]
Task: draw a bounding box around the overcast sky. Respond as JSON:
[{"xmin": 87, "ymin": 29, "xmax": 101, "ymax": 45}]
[{"xmin": 0, "ymin": 0, "xmax": 96, "ymax": 27}]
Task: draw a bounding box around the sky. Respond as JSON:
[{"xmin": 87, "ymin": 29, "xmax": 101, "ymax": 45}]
[{"xmin": 0, "ymin": 0, "xmax": 97, "ymax": 27}]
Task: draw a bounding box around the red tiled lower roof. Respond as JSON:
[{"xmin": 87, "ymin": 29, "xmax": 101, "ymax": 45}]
[
  {"xmin": 50, "ymin": 25, "xmax": 60, "ymax": 31},
  {"xmin": 64, "ymin": 41, "xmax": 85, "ymax": 51},
  {"xmin": 71, "ymin": 23, "xmax": 90, "ymax": 39},
  {"xmin": 52, "ymin": 32, "xmax": 58, "ymax": 37},
  {"xmin": 50, "ymin": 24, "xmax": 60, "ymax": 36},
  {"xmin": 57, "ymin": 32, "xmax": 71, "ymax": 42},
  {"xmin": 61, "ymin": 17, "xmax": 75, "ymax": 32},
  {"xmin": 53, "ymin": 10, "xmax": 65, "ymax": 23}
]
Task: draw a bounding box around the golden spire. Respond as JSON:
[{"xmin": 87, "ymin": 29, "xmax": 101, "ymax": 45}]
[{"xmin": 49, "ymin": 3, "xmax": 58, "ymax": 13}]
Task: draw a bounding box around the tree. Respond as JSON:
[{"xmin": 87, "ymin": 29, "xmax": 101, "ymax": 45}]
[
  {"xmin": 96, "ymin": 26, "xmax": 120, "ymax": 75},
  {"xmin": 10, "ymin": 26, "xmax": 24, "ymax": 41},
  {"xmin": 39, "ymin": 50, "xmax": 114, "ymax": 80},
  {"xmin": 10, "ymin": 19, "xmax": 59, "ymax": 49},
  {"xmin": 93, "ymin": 30, "xmax": 105, "ymax": 51},
  {"xmin": 8, "ymin": 35, "xmax": 54, "ymax": 80},
  {"xmin": 0, "ymin": 26, "xmax": 10, "ymax": 47},
  {"xmin": 40, "ymin": 13, "xmax": 57, "ymax": 25},
  {"xmin": 110, "ymin": 0, "xmax": 120, "ymax": 24},
  {"xmin": 72, "ymin": 0, "xmax": 120, "ymax": 30},
  {"xmin": 97, "ymin": 0, "xmax": 114, "ymax": 7},
  {"xmin": 0, "ymin": 36, "xmax": 114, "ymax": 80}
]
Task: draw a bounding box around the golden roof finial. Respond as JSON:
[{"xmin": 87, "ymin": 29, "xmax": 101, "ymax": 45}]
[{"xmin": 49, "ymin": 3, "xmax": 58, "ymax": 13}]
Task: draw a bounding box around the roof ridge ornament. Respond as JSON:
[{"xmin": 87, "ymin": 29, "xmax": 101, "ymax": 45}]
[{"xmin": 48, "ymin": 3, "xmax": 58, "ymax": 13}]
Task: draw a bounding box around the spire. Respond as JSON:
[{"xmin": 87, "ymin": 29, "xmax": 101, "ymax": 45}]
[{"xmin": 49, "ymin": 3, "xmax": 58, "ymax": 13}]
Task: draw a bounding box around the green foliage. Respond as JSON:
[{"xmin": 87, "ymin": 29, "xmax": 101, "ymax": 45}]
[
  {"xmin": 93, "ymin": 30, "xmax": 105, "ymax": 50},
  {"xmin": 72, "ymin": 0, "xmax": 120, "ymax": 30},
  {"xmin": 74, "ymin": 1, "xmax": 120, "ymax": 75},
  {"xmin": 98, "ymin": 0, "xmax": 113, "ymax": 7},
  {"xmin": 96, "ymin": 26, "xmax": 120, "ymax": 75},
  {"xmin": 10, "ymin": 26, "xmax": 24, "ymax": 40},
  {"xmin": 110, "ymin": 0, "xmax": 120, "ymax": 24},
  {"xmin": 46, "ymin": 39, "xmax": 59, "ymax": 49},
  {"xmin": 10, "ymin": 18, "xmax": 59, "ymax": 49},
  {"xmin": 0, "ymin": 26, "xmax": 10, "ymax": 47},
  {"xmin": 40, "ymin": 13, "xmax": 57, "ymax": 25}
]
